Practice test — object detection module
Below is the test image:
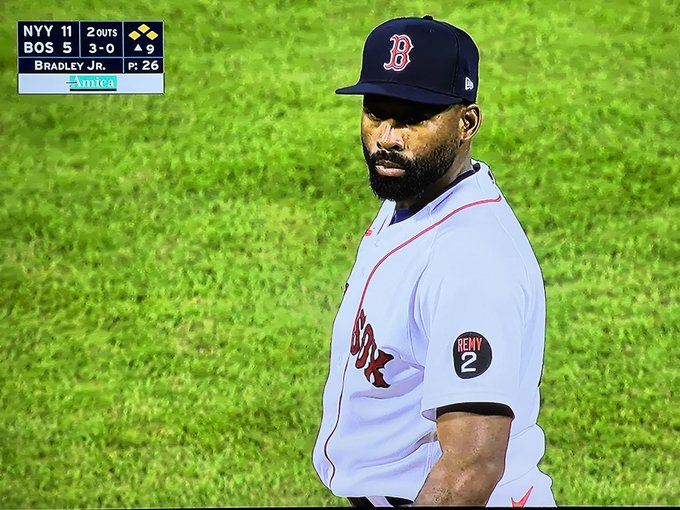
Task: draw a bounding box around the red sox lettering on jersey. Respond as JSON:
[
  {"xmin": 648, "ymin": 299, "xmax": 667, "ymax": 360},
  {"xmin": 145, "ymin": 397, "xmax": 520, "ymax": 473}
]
[
  {"xmin": 383, "ymin": 34, "xmax": 414, "ymax": 71},
  {"xmin": 351, "ymin": 308, "xmax": 394, "ymax": 388}
]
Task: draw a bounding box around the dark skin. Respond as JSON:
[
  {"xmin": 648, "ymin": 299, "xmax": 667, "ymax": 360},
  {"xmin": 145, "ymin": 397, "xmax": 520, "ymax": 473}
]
[
  {"xmin": 361, "ymin": 94, "xmax": 481, "ymax": 209},
  {"xmin": 415, "ymin": 409, "xmax": 512, "ymax": 506},
  {"xmin": 361, "ymin": 94, "xmax": 513, "ymax": 506}
]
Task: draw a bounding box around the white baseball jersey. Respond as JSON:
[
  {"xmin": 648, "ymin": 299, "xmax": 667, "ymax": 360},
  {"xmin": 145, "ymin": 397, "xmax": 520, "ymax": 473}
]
[{"xmin": 312, "ymin": 160, "xmax": 555, "ymax": 507}]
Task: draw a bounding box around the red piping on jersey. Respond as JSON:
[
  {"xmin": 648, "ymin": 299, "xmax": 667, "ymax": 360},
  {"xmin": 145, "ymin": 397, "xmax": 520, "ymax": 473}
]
[{"xmin": 323, "ymin": 193, "xmax": 503, "ymax": 488}]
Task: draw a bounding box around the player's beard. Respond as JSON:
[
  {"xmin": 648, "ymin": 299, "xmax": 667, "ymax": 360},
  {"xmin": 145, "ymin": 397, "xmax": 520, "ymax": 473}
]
[{"xmin": 362, "ymin": 141, "xmax": 458, "ymax": 202}]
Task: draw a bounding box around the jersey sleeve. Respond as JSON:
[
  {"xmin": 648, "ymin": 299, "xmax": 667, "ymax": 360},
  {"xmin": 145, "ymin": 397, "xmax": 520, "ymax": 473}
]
[{"xmin": 415, "ymin": 227, "xmax": 528, "ymax": 422}]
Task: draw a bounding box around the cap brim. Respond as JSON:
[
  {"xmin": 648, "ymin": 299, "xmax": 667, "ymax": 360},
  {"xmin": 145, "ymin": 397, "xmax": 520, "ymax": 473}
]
[{"xmin": 335, "ymin": 81, "xmax": 464, "ymax": 105}]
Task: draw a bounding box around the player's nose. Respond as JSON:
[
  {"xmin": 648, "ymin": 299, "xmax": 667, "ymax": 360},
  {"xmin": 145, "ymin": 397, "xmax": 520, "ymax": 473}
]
[{"xmin": 376, "ymin": 123, "xmax": 404, "ymax": 152}]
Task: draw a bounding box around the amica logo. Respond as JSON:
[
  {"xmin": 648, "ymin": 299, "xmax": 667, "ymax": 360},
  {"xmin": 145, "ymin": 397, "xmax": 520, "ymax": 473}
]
[{"xmin": 67, "ymin": 75, "xmax": 117, "ymax": 92}]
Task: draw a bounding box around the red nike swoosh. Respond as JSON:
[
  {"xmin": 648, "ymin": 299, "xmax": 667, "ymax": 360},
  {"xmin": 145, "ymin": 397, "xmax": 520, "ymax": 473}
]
[{"xmin": 511, "ymin": 485, "xmax": 534, "ymax": 507}]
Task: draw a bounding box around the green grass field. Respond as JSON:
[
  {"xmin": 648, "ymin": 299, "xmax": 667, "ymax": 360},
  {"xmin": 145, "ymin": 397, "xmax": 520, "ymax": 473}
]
[{"xmin": 1, "ymin": 0, "xmax": 679, "ymax": 507}]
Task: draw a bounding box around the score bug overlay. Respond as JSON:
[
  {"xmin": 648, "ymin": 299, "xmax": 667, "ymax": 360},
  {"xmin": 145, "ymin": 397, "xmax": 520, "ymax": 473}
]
[{"xmin": 17, "ymin": 21, "xmax": 164, "ymax": 94}]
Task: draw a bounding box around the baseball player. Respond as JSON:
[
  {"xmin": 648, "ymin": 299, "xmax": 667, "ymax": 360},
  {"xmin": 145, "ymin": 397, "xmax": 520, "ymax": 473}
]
[{"xmin": 312, "ymin": 16, "xmax": 556, "ymax": 507}]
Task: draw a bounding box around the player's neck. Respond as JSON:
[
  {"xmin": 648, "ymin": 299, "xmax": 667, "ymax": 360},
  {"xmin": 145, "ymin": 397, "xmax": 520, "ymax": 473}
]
[{"xmin": 395, "ymin": 152, "xmax": 473, "ymax": 210}]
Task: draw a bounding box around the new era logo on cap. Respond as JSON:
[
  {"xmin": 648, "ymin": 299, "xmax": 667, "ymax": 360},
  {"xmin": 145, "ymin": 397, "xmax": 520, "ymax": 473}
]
[{"xmin": 336, "ymin": 15, "xmax": 480, "ymax": 105}]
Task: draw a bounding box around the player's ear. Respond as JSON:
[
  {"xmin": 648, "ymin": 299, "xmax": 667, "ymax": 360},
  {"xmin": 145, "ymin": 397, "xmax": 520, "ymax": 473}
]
[{"xmin": 460, "ymin": 103, "xmax": 481, "ymax": 142}]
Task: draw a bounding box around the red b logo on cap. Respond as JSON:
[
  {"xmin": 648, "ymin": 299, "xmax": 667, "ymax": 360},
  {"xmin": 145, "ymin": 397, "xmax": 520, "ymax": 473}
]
[{"xmin": 383, "ymin": 34, "xmax": 413, "ymax": 72}]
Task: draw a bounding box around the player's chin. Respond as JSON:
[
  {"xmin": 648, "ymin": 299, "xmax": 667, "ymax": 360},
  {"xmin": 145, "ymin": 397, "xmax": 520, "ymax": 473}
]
[{"xmin": 368, "ymin": 171, "xmax": 413, "ymax": 201}]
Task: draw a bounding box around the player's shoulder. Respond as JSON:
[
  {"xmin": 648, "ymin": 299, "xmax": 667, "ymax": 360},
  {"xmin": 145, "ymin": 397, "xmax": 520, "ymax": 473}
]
[
  {"xmin": 427, "ymin": 193, "xmax": 532, "ymax": 279},
  {"xmin": 428, "ymin": 220, "xmax": 524, "ymax": 272},
  {"xmin": 432, "ymin": 161, "xmax": 529, "ymax": 247},
  {"xmin": 418, "ymin": 224, "xmax": 533, "ymax": 308}
]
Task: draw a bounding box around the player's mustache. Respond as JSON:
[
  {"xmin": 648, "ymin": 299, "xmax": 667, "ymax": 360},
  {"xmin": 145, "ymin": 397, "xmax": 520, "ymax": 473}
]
[{"xmin": 368, "ymin": 150, "xmax": 413, "ymax": 171}]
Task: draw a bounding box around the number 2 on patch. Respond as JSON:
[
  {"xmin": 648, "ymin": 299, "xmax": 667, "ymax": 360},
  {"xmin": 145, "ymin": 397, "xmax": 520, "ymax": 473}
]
[{"xmin": 461, "ymin": 351, "xmax": 477, "ymax": 372}]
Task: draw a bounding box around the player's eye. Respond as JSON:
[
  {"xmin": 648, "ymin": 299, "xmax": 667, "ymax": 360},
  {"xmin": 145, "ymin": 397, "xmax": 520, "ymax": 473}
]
[
  {"xmin": 364, "ymin": 108, "xmax": 381, "ymax": 121},
  {"xmin": 402, "ymin": 116, "xmax": 424, "ymax": 125},
  {"xmin": 363, "ymin": 106, "xmax": 430, "ymax": 125},
  {"xmin": 399, "ymin": 111, "xmax": 430, "ymax": 125}
]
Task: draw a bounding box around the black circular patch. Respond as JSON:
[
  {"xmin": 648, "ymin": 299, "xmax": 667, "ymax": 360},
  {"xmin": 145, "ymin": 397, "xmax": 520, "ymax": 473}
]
[{"xmin": 453, "ymin": 332, "xmax": 492, "ymax": 379}]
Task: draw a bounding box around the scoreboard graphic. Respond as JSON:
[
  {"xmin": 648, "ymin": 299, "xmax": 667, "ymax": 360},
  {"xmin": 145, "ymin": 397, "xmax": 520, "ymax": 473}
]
[{"xmin": 17, "ymin": 21, "xmax": 164, "ymax": 94}]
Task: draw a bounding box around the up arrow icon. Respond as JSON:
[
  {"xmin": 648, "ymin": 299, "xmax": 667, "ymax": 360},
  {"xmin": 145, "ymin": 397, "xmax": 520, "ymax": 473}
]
[{"xmin": 134, "ymin": 44, "xmax": 142, "ymax": 52}]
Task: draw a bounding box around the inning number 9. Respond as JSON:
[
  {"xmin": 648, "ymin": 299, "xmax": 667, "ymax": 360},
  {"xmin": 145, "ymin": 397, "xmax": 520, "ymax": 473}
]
[{"xmin": 147, "ymin": 44, "xmax": 154, "ymax": 54}]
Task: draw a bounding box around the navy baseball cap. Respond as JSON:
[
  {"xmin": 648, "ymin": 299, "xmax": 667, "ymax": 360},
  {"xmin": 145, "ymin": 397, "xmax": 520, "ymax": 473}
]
[{"xmin": 336, "ymin": 16, "xmax": 479, "ymax": 105}]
